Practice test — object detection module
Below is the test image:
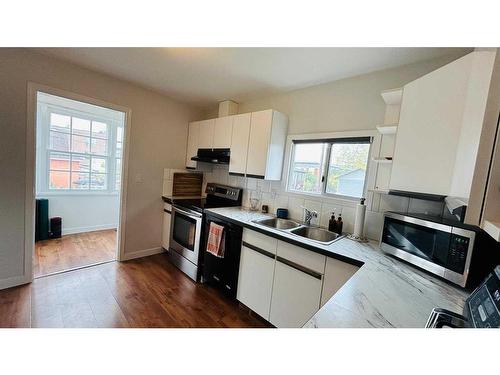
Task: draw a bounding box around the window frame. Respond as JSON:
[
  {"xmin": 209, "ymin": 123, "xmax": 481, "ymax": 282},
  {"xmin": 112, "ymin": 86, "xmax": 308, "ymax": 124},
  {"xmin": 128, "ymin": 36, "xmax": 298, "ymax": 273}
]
[
  {"xmin": 37, "ymin": 103, "xmax": 124, "ymax": 195},
  {"xmin": 286, "ymin": 134, "xmax": 373, "ymax": 201}
]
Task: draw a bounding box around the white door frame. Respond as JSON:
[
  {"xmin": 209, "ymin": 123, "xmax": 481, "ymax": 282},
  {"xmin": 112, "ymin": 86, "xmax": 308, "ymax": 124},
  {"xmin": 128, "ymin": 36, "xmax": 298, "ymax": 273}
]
[{"xmin": 26, "ymin": 82, "xmax": 132, "ymax": 280}]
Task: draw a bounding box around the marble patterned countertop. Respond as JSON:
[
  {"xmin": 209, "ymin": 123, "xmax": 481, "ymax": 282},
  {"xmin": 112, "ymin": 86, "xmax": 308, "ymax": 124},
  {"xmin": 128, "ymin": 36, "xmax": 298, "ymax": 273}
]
[{"xmin": 204, "ymin": 206, "xmax": 469, "ymax": 328}]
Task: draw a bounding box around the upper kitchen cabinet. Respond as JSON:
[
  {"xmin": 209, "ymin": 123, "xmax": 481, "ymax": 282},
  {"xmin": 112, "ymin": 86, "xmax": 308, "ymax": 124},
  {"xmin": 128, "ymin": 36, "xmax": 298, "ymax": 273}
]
[
  {"xmin": 213, "ymin": 116, "xmax": 234, "ymax": 149},
  {"xmin": 185, "ymin": 121, "xmax": 200, "ymax": 169},
  {"xmin": 245, "ymin": 109, "xmax": 288, "ymax": 180},
  {"xmin": 198, "ymin": 119, "xmax": 216, "ymax": 149},
  {"xmin": 228, "ymin": 113, "xmax": 252, "ymax": 175},
  {"xmin": 390, "ymin": 51, "xmax": 496, "ymax": 197}
]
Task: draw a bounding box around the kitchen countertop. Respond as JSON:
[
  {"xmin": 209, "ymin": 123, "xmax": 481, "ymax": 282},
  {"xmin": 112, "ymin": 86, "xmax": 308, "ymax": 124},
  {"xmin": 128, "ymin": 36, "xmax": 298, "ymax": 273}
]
[
  {"xmin": 162, "ymin": 195, "xmax": 204, "ymax": 203},
  {"xmin": 204, "ymin": 206, "xmax": 469, "ymax": 328}
]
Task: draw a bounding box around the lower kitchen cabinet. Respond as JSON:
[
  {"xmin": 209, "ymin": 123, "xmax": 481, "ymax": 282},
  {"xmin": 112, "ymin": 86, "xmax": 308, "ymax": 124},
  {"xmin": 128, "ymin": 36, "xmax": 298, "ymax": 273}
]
[
  {"xmin": 161, "ymin": 203, "xmax": 172, "ymax": 250},
  {"xmin": 237, "ymin": 244, "xmax": 276, "ymax": 320},
  {"xmin": 269, "ymin": 258, "xmax": 323, "ymax": 328}
]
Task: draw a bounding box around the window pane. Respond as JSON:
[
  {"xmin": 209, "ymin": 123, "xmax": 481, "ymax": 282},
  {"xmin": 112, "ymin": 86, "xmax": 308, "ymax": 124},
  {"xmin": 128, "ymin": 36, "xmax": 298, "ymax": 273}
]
[
  {"xmin": 91, "ymin": 138, "xmax": 108, "ymax": 155},
  {"xmin": 50, "ymin": 113, "xmax": 70, "ymax": 133},
  {"xmin": 72, "ymin": 117, "xmax": 91, "ymax": 136},
  {"xmin": 49, "ymin": 171, "xmax": 70, "ymax": 189},
  {"xmin": 72, "ymin": 135, "xmax": 91, "ymax": 154},
  {"xmin": 49, "ymin": 152, "xmax": 70, "ymax": 171},
  {"xmin": 115, "ymin": 158, "xmax": 122, "ymax": 190},
  {"xmin": 91, "ymin": 173, "xmax": 107, "ymax": 190},
  {"xmin": 326, "ymin": 143, "xmax": 370, "ymax": 198},
  {"xmin": 71, "ymin": 172, "xmax": 90, "ymax": 189},
  {"xmin": 71, "ymin": 155, "xmax": 90, "ymax": 173},
  {"xmin": 288, "ymin": 143, "xmax": 325, "ymax": 194},
  {"xmin": 91, "ymin": 157, "xmax": 107, "ymax": 173},
  {"xmin": 92, "ymin": 121, "xmax": 108, "ymax": 138},
  {"xmin": 116, "ymin": 141, "xmax": 123, "ymax": 157},
  {"xmin": 50, "ymin": 131, "xmax": 70, "ymax": 152},
  {"xmin": 117, "ymin": 126, "xmax": 124, "ymax": 142}
]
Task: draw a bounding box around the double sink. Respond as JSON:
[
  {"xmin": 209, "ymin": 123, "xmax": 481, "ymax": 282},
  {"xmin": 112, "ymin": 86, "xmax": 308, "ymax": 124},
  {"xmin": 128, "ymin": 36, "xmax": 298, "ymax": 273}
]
[{"xmin": 252, "ymin": 217, "xmax": 343, "ymax": 245}]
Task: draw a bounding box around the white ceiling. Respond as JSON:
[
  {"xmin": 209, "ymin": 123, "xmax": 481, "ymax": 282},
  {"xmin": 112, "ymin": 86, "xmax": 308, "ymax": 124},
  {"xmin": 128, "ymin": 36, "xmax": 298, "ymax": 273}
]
[{"xmin": 37, "ymin": 48, "xmax": 471, "ymax": 108}]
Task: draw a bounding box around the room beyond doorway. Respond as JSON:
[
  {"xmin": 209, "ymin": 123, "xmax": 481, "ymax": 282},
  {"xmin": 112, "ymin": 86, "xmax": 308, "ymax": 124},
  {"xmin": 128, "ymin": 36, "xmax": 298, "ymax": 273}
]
[{"xmin": 33, "ymin": 91, "xmax": 127, "ymax": 277}]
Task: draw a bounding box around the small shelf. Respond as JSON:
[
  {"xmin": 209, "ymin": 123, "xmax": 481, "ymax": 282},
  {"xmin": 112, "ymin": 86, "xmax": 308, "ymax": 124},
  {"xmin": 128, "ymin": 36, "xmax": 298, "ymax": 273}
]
[
  {"xmin": 381, "ymin": 88, "xmax": 403, "ymax": 105},
  {"xmin": 482, "ymin": 220, "xmax": 500, "ymax": 242},
  {"xmin": 376, "ymin": 123, "xmax": 398, "ymax": 135},
  {"xmin": 372, "ymin": 157, "xmax": 393, "ymax": 164}
]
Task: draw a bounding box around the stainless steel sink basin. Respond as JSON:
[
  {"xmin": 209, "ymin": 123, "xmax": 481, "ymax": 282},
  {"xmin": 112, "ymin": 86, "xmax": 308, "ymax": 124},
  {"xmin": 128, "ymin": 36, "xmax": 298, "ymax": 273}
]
[
  {"xmin": 253, "ymin": 218, "xmax": 302, "ymax": 230},
  {"xmin": 290, "ymin": 226, "xmax": 341, "ymax": 244}
]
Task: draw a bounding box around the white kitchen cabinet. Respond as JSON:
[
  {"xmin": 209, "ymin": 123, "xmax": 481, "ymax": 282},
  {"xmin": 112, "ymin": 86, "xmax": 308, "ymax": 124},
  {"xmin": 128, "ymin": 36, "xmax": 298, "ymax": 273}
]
[
  {"xmin": 269, "ymin": 259, "xmax": 323, "ymax": 328},
  {"xmin": 237, "ymin": 243, "xmax": 276, "ymax": 320},
  {"xmin": 228, "ymin": 113, "xmax": 251, "ymax": 175},
  {"xmin": 320, "ymin": 257, "xmax": 359, "ymax": 307},
  {"xmin": 198, "ymin": 119, "xmax": 216, "ymax": 149},
  {"xmin": 161, "ymin": 203, "xmax": 172, "ymax": 250},
  {"xmin": 213, "ymin": 116, "xmax": 233, "ymax": 149},
  {"xmin": 390, "ymin": 51, "xmax": 496, "ymax": 197},
  {"xmin": 246, "ymin": 109, "xmax": 288, "ymax": 180},
  {"xmin": 185, "ymin": 121, "xmax": 200, "ymax": 169}
]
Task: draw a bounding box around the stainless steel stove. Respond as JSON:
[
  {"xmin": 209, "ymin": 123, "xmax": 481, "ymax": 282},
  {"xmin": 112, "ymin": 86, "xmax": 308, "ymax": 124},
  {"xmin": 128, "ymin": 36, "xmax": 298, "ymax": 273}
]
[{"xmin": 168, "ymin": 183, "xmax": 242, "ymax": 281}]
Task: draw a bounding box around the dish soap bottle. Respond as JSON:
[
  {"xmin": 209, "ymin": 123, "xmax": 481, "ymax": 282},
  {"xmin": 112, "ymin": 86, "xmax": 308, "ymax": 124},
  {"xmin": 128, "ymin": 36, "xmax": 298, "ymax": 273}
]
[
  {"xmin": 328, "ymin": 212, "xmax": 337, "ymax": 233},
  {"xmin": 336, "ymin": 214, "xmax": 343, "ymax": 235}
]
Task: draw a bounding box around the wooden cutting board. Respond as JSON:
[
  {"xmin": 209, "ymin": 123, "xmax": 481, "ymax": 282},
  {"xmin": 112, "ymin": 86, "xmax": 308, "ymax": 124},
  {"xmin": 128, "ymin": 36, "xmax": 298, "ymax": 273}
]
[{"xmin": 172, "ymin": 172, "xmax": 203, "ymax": 196}]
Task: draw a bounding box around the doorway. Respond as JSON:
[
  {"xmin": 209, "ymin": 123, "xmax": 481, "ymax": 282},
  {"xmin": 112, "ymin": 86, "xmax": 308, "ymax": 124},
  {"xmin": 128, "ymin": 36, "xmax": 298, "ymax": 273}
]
[{"xmin": 31, "ymin": 88, "xmax": 129, "ymax": 277}]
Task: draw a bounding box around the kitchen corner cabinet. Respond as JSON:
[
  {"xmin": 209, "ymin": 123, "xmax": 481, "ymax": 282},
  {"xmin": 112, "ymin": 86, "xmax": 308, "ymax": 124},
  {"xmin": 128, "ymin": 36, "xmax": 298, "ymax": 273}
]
[
  {"xmin": 390, "ymin": 50, "xmax": 496, "ymax": 197},
  {"xmin": 213, "ymin": 116, "xmax": 233, "ymax": 149},
  {"xmin": 228, "ymin": 113, "xmax": 252, "ymax": 175},
  {"xmin": 185, "ymin": 121, "xmax": 200, "ymax": 168},
  {"xmin": 245, "ymin": 110, "xmax": 288, "ymax": 180}
]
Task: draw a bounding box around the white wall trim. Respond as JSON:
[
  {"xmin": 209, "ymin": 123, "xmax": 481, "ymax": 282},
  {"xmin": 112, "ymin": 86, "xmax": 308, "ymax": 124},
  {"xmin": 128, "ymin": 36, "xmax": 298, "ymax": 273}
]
[
  {"xmin": 16, "ymin": 82, "xmax": 133, "ymax": 291},
  {"xmin": 62, "ymin": 224, "xmax": 118, "ymax": 236},
  {"xmin": 121, "ymin": 247, "xmax": 164, "ymax": 261}
]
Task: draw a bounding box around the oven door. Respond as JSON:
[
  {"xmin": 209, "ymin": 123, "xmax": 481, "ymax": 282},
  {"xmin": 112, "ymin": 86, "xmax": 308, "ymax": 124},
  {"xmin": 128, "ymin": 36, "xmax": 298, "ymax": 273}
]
[{"xmin": 170, "ymin": 206, "xmax": 203, "ymax": 265}]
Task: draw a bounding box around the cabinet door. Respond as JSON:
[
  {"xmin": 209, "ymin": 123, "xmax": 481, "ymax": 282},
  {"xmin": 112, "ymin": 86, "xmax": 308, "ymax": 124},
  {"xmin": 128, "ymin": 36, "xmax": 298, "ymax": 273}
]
[
  {"xmin": 161, "ymin": 210, "xmax": 171, "ymax": 250},
  {"xmin": 270, "ymin": 259, "xmax": 323, "ymax": 328},
  {"xmin": 198, "ymin": 119, "xmax": 216, "ymax": 149},
  {"xmin": 229, "ymin": 113, "xmax": 251, "ymax": 175},
  {"xmin": 213, "ymin": 116, "xmax": 233, "ymax": 149},
  {"xmin": 246, "ymin": 110, "xmax": 273, "ymax": 177},
  {"xmin": 185, "ymin": 121, "xmax": 200, "ymax": 168},
  {"xmin": 320, "ymin": 257, "xmax": 359, "ymax": 307},
  {"xmin": 237, "ymin": 244, "xmax": 276, "ymax": 320}
]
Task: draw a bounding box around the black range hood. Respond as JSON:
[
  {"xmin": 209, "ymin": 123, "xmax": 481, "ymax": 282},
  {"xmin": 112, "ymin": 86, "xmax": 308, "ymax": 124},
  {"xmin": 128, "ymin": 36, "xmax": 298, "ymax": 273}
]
[
  {"xmin": 191, "ymin": 148, "xmax": 230, "ymax": 165},
  {"xmin": 388, "ymin": 189, "xmax": 446, "ymax": 201}
]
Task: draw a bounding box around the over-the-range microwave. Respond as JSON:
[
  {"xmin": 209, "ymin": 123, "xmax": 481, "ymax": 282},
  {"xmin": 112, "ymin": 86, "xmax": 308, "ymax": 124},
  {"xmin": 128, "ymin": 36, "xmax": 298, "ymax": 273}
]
[{"xmin": 380, "ymin": 212, "xmax": 499, "ymax": 289}]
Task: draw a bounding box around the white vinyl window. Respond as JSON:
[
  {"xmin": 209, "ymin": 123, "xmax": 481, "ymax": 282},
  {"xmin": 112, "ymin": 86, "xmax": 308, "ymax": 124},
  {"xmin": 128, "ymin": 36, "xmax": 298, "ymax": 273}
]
[
  {"xmin": 287, "ymin": 137, "xmax": 372, "ymax": 199},
  {"xmin": 37, "ymin": 94, "xmax": 124, "ymax": 194}
]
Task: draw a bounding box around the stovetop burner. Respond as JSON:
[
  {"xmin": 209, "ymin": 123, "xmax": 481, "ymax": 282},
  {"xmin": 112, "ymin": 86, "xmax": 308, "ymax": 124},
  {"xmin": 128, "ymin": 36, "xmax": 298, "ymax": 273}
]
[{"xmin": 172, "ymin": 183, "xmax": 242, "ymax": 214}]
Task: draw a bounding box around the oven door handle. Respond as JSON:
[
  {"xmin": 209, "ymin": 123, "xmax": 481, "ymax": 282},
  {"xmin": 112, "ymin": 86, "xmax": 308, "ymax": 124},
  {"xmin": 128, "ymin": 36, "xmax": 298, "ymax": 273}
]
[{"xmin": 173, "ymin": 206, "xmax": 203, "ymax": 219}]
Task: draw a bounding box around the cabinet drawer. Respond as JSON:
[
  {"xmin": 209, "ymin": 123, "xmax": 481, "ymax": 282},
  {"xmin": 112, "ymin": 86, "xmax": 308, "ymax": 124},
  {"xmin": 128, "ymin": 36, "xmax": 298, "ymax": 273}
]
[
  {"xmin": 276, "ymin": 240, "xmax": 326, "ymax": 274},
  {"xmin": 242, "ymin": 228, "xmax": 278, "ymax": 255}
]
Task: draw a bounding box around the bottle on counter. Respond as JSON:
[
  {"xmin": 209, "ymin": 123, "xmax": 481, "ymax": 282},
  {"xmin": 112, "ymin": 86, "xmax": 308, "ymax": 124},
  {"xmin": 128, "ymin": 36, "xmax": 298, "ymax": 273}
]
[
  {"xmin": 336, "ymin": 214, "xmax": 343, "ymax": 235},
  {"xmin": 328, "ymin": 212, "xmax": 337, "ymax": 233}
]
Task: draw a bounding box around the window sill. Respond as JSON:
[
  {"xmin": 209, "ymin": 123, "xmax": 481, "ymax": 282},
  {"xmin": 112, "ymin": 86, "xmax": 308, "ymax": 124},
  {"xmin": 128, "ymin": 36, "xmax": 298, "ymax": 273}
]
[
  {"xmin": 285, "ymin": 189, "xmax": 361, "ymax": 206},
  {"xmin": 37, "ymin": 191, "xmax": 119, "ymax": 197}
]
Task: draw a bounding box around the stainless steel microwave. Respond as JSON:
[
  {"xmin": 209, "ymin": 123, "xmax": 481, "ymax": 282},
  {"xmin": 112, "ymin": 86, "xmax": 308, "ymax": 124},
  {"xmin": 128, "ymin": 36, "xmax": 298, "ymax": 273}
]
[{"xmin": 380, "ymin": 212, "xmax": 480, "ymax": 288}]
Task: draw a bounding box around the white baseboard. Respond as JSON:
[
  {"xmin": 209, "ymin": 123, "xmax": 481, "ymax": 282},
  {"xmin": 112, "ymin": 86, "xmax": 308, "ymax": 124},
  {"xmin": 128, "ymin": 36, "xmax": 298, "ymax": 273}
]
[
  {"xmin": 0, "ymin": 273, "xmax": 31, "ymax": 291},
  {"xmin": 63, "ymin": 223, "xmax": 118, "ymax": 236},
  {"xmin": 121, "ymin": 246, "xmax": 164, "ymax": 261}
]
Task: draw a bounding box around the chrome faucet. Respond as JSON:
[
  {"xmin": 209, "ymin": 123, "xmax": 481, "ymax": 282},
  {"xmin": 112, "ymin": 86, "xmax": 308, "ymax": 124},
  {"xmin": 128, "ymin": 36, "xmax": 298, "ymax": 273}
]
[{"xmin": 302, "ymin": 207, "xmax": 318, "ymax": 226}]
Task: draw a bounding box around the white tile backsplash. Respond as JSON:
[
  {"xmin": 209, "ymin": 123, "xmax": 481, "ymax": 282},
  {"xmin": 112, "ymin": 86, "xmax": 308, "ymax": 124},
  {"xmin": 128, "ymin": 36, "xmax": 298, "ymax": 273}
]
[{"xmin": 200, "ymin": 166, "xmax": 446, "ymax": 241}]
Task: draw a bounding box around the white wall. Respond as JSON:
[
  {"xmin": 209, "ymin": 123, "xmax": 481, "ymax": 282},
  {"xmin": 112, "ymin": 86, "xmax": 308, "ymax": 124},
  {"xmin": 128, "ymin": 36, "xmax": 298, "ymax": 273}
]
[
  {"xmin": 0, "ymin": 48, "xmax": 203, "ymax": 289},
  {"xmin": 35, "ymin": 194, "xmax": 119, "ymax": 235}
]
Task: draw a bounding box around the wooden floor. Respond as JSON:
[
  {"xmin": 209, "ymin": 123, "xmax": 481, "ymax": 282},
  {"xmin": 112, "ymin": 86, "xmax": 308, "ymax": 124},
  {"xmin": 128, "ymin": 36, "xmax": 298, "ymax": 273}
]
[
  {"xmin": 0, "ymin": 254, "xmax": 268, "ymax": 328},
  {"xmin": 34, "ymin": 230, "xmax": 117, "ymax": 277}
]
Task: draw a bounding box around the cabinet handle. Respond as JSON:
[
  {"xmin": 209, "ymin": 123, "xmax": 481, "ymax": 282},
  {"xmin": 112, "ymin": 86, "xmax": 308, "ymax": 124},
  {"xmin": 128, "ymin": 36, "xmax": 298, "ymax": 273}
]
[
  {"xmin": 164, "ymin": 209, "xmax": 172, "ymax": 214},
  {"xmin": 276, "ymin": 256, "xmax": 322, "ymax": 280},
  {"xmin": 242, "ymin": 241, "xmax": 275, "ymax": 259},
  {"xmin": 229, "ymin": 172, "xmax": 245, "ymax": 177},
  {"xmin": 245, "ymin": 174, "xmax": 265, "ymax": 180}
]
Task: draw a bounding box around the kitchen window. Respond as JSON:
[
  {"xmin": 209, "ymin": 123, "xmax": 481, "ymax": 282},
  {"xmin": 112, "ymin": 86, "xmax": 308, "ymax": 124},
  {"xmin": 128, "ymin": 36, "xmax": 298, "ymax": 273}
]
[
  {"xmin": 37, "ymin": 95, "xmax": 124, "ymax": 194},
  {"xmin": 287, "ymin": 137, "xmax": 372, "ymax": 199}
]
